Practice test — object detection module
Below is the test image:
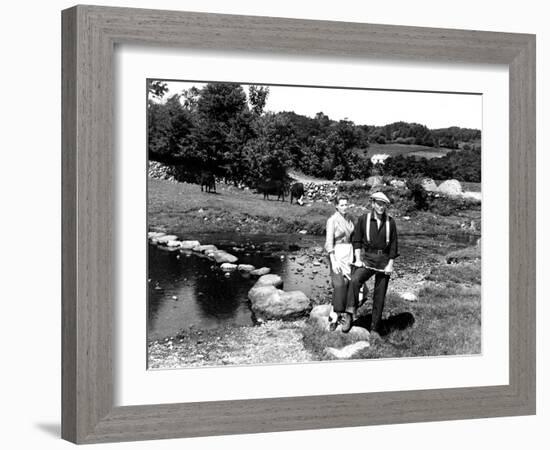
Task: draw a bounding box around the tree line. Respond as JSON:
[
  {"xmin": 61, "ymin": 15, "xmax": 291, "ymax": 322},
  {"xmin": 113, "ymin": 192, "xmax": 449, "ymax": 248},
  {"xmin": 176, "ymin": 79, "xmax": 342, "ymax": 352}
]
[
  {"xmin": 382, "ymin": 148, "xmax": 481, "ymax": 182},
  {"xmin": 147, "ymin": 81, "xmax": 481, "ymax": 184}
]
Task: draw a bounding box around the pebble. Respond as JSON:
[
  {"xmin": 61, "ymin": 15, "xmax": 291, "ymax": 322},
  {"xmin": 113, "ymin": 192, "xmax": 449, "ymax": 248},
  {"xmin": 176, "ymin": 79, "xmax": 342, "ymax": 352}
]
[{"xmin": 401, "ymin": 292, "xmax": 418, "ymax": 302}]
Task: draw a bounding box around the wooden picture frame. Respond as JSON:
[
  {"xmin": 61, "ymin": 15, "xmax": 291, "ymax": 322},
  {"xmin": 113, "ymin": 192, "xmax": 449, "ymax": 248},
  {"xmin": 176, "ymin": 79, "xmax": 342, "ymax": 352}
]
[{"xmin": 62, "ymin": 5, "xmax": 536, "ymax": 444}]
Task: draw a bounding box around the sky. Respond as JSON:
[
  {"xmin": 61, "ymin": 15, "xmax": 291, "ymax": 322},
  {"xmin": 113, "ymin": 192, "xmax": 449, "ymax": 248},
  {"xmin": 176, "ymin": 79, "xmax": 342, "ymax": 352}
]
[{"xmin": 160, "ymin": 81, "xmax": 482, "ymax": 130}]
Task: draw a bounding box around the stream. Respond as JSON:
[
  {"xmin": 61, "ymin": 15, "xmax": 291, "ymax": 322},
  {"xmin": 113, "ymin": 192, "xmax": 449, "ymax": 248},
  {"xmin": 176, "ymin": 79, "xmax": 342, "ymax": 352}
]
[{"xmin": 147, "ymin": 231, "xmax": 477, "ymax": 342}]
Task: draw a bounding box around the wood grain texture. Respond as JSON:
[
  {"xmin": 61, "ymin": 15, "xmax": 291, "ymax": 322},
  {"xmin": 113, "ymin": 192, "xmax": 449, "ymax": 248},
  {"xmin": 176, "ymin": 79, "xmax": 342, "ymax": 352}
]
[
  {"xmin": 61, "ymin": 6, "xmax": 77, "ymax": 443},
  {"xmin": 61, "ymin": 5, "xmax": 536, "ymax": 444}
]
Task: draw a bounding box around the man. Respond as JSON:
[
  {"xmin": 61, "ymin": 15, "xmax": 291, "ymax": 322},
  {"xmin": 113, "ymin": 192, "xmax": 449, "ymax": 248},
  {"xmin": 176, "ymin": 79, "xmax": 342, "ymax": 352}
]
[{"xmin": 342, "ymin": 191, "xmax": 399, "ymax": 338}]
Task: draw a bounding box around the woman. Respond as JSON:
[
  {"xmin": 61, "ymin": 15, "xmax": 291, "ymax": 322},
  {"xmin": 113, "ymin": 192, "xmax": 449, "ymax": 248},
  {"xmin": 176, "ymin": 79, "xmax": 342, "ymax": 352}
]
[{"xmin": 324, "ymin": 195, "xmax": 355, "ymax": 331}]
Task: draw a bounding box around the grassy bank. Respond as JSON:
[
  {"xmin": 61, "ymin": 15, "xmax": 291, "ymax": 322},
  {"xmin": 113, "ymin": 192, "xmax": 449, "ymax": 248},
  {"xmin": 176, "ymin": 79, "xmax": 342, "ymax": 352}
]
[
  {"xmin": 302, "ymin": 258, "xmax": 481, "ymax": 360},
  {"xmin": 148, "ymin": 178, "xmax": 481, "ymax": 238},
  {"xmin": 148, "ymin": 178, "xmax": 332, "ymax": 236}
]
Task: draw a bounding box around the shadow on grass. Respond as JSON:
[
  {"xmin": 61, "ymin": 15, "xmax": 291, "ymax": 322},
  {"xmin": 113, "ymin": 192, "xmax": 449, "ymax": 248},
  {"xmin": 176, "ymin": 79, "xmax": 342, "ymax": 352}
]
[{"xmin": 353, "ymin": 312, "xmax": 415, "ymax": 336}]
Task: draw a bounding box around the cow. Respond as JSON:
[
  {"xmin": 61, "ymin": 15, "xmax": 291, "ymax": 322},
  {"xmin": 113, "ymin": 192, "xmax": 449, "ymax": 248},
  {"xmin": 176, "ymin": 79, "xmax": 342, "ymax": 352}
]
[
  {"xmin": 290, "ymin": 182, "xmax": 305, "ymax": 205},
  {"xmin": 199, "ymin": 171, "xmax": 216, "ymax": 193},
  {"xmin": 257, "ymin": 179, "xmax": 285, "ymax": 201}
]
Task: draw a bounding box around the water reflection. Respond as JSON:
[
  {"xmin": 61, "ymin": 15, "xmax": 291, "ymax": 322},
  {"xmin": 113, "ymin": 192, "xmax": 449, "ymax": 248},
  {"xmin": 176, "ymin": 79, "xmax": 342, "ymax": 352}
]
[{"xmin": 147, "ymin": 233, "xmax": 329, "ymax": 342}]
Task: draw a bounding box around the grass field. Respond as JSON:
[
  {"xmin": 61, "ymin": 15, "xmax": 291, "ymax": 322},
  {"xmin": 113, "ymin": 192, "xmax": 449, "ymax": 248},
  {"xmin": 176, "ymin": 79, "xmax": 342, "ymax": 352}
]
[
  {"xmin": 148, "ymin": 178, "xmax": 335, "ymax": 236},
  {"xmin": 356, "ymin": 143, "xmax": 453, "ymax": 159},
  {"xmin": 148, "ymin": 177, "xmax": 481, "ymax": 238}
]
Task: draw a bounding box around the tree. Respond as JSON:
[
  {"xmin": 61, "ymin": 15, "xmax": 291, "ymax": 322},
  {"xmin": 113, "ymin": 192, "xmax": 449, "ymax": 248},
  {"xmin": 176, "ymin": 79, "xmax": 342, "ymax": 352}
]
[
  {"xmin": 181, "ymin": 86, "xmax": 200, "ymax": 112},
  {"xmin": 147, "ymin": 80, "xmax": 168, "ymax": 99},
  {"xmin": 243, "ymin": 113, "xmax": 296, "ymax": 184},
  {"xmin": 192, "ymin": 83, "xmax": 253, "ymax": 179},
  {"xmin": 147, "ymin": 94, "xmax": 194, "ymax": 164},
  {"xmin": 248, "ymin": 85, "xmax": 270, "ymax": 116}
]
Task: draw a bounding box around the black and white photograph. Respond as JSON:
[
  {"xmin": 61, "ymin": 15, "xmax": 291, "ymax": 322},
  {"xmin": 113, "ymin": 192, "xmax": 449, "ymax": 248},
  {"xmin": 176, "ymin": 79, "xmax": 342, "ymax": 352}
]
[{"xmin": 146, "ymin": 79, "xmax": 482, "ymax": 369}]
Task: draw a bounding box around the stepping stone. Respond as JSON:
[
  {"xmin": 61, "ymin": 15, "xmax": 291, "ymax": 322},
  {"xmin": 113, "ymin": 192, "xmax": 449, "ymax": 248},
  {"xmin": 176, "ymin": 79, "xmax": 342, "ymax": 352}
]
[
  {"xmin": 221, "ymin": 263, "xmax": 238, "ymax": 272},
  {"xmin": 179, "ymin": 240, "xmax": 201, "ymax": 250},
  {"xmin": 250, "ymin": 267, "xmax": 271, "ymax": 276},
  {"xmin": 210, "ymin": 251, "xmax": 238, "ymax": 264},
  {"xmin": 153, "ymin": 235, "xmax": 178, "ymax": 244},
  {"xmin": 193, "ymin": 244, "xmax": 218, "ymax": 253}
]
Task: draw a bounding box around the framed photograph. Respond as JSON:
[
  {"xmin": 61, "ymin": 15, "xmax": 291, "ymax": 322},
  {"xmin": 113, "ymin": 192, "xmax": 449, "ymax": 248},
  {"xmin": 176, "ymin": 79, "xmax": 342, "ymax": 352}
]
[{"xmin": 62, "ymin": 5, "xmax": 535, "ymax": 444}]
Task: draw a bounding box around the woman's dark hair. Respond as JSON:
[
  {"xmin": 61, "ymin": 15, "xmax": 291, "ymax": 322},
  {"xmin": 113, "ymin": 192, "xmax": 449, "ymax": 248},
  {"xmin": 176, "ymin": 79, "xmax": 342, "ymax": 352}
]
[{"xmin": 334, "ymin": 195, "xmax": 349, "ymax": 205}]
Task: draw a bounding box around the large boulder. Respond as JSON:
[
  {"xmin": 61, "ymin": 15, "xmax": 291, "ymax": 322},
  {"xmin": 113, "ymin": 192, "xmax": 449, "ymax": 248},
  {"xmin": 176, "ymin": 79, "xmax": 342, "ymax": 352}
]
[
  {"xmin": 248, "ymin": 286, "xmax": 311, "ymax": 320},
  {"xmin": 309, "ymin": 304, "xmax": 338, "ymax": 331},
  {"xmin": 254, "ymin": 274, "xmax": 283, "ymax": 289},
  {"xmin": 309, "ymin": 305, "xmax": 370, "ymax": 337},
  {"xmin": 250, "ymin": 267, "xmax": 271, "ymax": 276},
  {"xmin": 237, "ymin": 264, "xmax": 255, "ymax": 272},
  {"xmin": 348, "ymin": 326, "xmax": 371, "ymax": 340},
  {"xmin": 463, "ymin": 191, "xmax": 482, "ymax": 202},
  {"xmin": 421, "ymin": 178, "xmax": 438, "ymax": 192},
  {"xmin": 437, "ymin": 179, "xmax": 463, "ymax": 196},
  {"xmin": 309, "ymin": 304, "xmax": 332, "ymax": 322}
]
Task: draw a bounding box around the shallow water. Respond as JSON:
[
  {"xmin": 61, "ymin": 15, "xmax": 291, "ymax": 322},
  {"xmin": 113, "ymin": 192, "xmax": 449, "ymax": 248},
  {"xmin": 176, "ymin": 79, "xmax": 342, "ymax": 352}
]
[{"xmin": 147, "ymin": 233, "xmax": 330, "ymax": 341}]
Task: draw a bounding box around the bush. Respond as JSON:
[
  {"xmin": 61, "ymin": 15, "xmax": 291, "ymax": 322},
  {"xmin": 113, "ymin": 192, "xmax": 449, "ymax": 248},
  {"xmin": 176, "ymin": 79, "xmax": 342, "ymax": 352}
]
[
  {"xmin": 406, "ymin": 178, "xmax": 429, "ymax": 210},
  {"xmin": 337, "ymin": 180, "xmax": 370, "ymax": 198}
]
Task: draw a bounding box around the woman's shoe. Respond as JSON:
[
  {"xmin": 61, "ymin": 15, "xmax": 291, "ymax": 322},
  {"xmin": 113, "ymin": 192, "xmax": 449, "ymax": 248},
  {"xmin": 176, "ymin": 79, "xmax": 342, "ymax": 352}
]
[{"xmin": 340, "ymin": 313, "xmax": 353, "ymax": 333}]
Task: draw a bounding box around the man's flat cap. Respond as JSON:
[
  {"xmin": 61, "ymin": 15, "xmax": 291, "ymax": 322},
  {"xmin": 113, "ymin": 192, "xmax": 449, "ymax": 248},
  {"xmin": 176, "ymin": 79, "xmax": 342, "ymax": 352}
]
[{"xmin": 370, "ymin": 191, "xmax": 391, "ymax": 204}]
